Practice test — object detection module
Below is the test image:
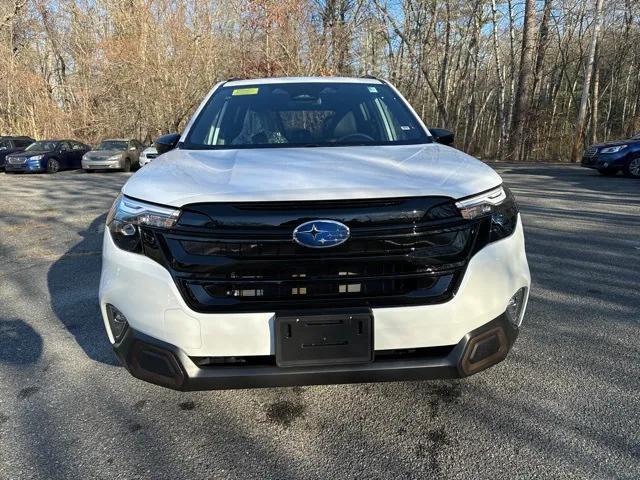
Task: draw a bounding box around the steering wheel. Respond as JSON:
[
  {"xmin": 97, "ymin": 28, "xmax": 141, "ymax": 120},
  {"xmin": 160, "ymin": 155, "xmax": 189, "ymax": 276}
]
[{"xmin": 337, "ymin": 133, "xmax": 375, "ymax": 143}]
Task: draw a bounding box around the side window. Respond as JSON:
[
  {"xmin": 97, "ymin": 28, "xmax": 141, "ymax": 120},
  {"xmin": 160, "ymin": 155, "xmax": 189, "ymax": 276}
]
[
  {"xmin": 71, "ymin": 142, "xmax": 85, "ymax": 150},
  {"xmin": 60, "ymin": 142, "xmax": 72, "ymax": 151},
  {"xmin": 0, "ymin": 140, "xmax": 11, "ymax": 150},
  {"xmin": 16, "ymin": 139, "xmax": 32, "ymax": 147}
]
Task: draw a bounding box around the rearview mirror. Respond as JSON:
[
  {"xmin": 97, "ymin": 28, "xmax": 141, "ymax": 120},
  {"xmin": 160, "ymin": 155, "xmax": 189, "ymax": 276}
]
[
  {"xmin": 154, "ymin": 133, "xmax": 181, "ymax": 155},
  {"xmin": 429, "ymin": 128, "xmax": 454, "ymax": 146}
]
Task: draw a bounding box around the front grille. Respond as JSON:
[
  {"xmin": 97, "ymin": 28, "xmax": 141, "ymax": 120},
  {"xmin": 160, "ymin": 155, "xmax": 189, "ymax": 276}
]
[
  {"xmin": 146, "ymin": 153, "xmax": 158, "ymax": 159},
  {"xmin": 583, "ymin": 146, "xmax": 598, "ymax": 158},
  {"xmin": 142, "ymin": 197, "xmax": 489, "ymax": 313},
  {"xmin": 8, "ymin": 157, "xmax": 25, "ymax": 165}
]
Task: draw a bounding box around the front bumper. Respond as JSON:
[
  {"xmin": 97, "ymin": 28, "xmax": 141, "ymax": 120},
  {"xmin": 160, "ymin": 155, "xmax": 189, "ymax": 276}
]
[
  {"xmin": 581, "ymin": 152, "xmax": 628, "ymax": 169},
  {"xmin": 83, "ymin": 159, "xmax": 122, "ymax": 170},
  {"xmin": 100, "ymin": 217, "xmax": 530, "ymax": 389},
  {"xmin": 5, "ymin": 162, "xmax": 45, "ymax": 172},
  {"xmin": 113, "ymin": 313, "xmax": 518, "ymax": 391}
]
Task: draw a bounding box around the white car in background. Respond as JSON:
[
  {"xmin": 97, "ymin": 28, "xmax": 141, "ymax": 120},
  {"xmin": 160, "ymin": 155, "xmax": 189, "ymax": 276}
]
[{"xmin": 139, "ymin": 146, "xmax": 158, "ymax": 167}]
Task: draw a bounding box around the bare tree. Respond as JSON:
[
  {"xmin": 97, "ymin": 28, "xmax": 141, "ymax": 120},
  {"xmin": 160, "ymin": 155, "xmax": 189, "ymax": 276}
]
[
  {"xmin": 571, "ymin": 0, "xmax": 606, "ymax": 162},
  {"xmin": 508, "ymin": 0, "xmax": 538, "ymax": 161}
]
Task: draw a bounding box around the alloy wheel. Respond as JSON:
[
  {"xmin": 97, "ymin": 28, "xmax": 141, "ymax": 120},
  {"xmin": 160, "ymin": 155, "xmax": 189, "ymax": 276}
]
[{"xmin": 47, "ymin": 159, "xmax": 59, "ymax": 173}]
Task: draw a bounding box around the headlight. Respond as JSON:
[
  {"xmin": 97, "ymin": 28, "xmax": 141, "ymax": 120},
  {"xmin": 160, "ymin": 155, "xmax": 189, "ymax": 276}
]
[
  {"xmin": 108, "ymin": 154, "xmax": 123, "ymax": 161},
  {"xmin": 29, "ymin": 155, "xmax": 44, "ymax": 161},
  {"xmin": 455, "ymin": 186, "xmax": 519, "ymax": 242},
  {"xmin": 600, "ymin": 145, "xmax": 627, "ymax": 153},
  {"xmin": 107, "ymin": 194, "xmax": 180, "ymax": 252}
]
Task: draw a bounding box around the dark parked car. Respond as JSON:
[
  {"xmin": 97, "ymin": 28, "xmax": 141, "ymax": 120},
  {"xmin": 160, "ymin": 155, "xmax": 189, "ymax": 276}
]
[
  {"xmin": 4, "ymin": 140, "xmax": 91, "ymax": 173},
  {"xmin": 0, "ymin": 136, "xmax": 35, "ymax": 170},
  {"xmin": 82, "ymin": 138, "xmax": 145, "ymax": 172},
  {"xmin": 581, "ymin": 133, "xmax": 640, "ymax": 177}
]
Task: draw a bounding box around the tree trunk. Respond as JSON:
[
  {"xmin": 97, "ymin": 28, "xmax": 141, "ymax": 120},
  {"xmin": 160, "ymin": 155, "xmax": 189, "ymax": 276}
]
[
  {"xmin": 508, "ymin": 0, "xmax": 537, "ymax": 161},
  {"xmin": 571, "ymin": 0, "xmax": 605, "ymax": 162},
  {"xmin": 591, "ymin": 52, "xmax": 600, "ymax": 144}
]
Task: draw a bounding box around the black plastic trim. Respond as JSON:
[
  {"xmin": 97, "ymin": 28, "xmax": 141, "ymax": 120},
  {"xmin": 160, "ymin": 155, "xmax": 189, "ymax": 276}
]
[{"xmin": 112, "ymin": 313, "xmax": 518, "ymax": 391}]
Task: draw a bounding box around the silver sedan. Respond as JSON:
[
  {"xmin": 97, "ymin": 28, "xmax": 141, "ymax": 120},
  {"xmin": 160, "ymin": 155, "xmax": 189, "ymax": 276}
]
[{"xmin": 82, "ymin": 139, "xmax": 144, "ymax": 172}]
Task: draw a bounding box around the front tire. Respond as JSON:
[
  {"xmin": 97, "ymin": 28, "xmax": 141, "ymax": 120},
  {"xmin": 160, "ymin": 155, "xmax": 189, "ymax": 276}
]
[
  {"xmin": 122, "ymin": 159, "xmax": 131, "ymax": 172},
  {"xmin": 46, "ymin": 158, "xmax": 60, "ymax": 174},
  {"xmin": 84, "ymin": 168, "xmax": 94, "ymax": 173},
  {"xmin": 623, "ymin": 157, "xmax": 640, "ymax": 178}
]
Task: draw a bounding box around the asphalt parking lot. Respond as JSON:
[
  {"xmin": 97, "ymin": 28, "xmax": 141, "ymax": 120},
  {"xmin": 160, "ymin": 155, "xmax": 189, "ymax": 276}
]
[{"xmin": 0, "ymin": 165, "xmax": 638, "ymax": 479}]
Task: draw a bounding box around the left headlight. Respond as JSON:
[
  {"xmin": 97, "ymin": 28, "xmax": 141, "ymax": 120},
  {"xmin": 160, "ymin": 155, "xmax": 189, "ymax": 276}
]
[
  {"xmin": 107, "ymin": 194, "xmax": 180, "ymax": 253},
  {"xmin": 455, "ymin": 186, "xmax": 519, "ymax": 242},
  {"xmin": 29, "ymin": 155, "xmax": 44, "ymax": 161},
  {"xmin": 108, "ymin": 153, "xmax": 123, "ymax": 161},
  {"xmin": 600, "ymin": 145, "xmax": 627, "ymax": 154}
]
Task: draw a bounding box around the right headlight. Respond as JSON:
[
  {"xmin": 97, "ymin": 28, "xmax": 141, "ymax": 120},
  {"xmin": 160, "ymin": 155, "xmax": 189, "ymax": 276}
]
[
  {"xmin": 107, "ymin": 194, "xmax": 180, "ymax": 252},
  {"xmin": 455, "ymin": 186, "xmax": 519, "ymax": 242},
  {"xmin": 600, "ymin": 145, "xmax": 627, "ymax": 154}
]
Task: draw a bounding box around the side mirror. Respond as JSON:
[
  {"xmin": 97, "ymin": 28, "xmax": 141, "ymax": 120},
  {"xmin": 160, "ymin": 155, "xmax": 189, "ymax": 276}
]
[
  {"xmin": 154, "ymin": 133, "xmax": 181, "ymax": 155},
  {"xmin": 429, "ymin": 128, "xmax": 455, "ymax": 146},
  {"xmin": 129, "ymin": 146, "xmax": 137, "ymax": 151}
]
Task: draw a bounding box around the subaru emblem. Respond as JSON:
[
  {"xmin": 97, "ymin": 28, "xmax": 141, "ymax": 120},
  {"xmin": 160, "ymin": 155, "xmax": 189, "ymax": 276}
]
[{"xmin": 293, "ymin": 220, "xmax": 350, "ymax": 248}]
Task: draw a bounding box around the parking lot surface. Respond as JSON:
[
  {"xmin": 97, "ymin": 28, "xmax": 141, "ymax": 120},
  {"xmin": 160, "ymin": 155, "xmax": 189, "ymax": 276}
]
[{"xmin": 0, "ymin": 165, "xmax": 638, "ymax": 479}]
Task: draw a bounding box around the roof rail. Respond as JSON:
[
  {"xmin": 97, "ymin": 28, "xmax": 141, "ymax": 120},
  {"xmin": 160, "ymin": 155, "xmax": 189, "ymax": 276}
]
[{"xmin": 360, "ymin": 74, "xmax": 388, "ymax": 85}]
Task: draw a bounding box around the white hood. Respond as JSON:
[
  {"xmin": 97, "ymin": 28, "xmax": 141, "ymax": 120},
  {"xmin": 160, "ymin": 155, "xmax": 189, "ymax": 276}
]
[{"xmin": 122, "ymin": 144, "xmax": 502, "ymax": 207}]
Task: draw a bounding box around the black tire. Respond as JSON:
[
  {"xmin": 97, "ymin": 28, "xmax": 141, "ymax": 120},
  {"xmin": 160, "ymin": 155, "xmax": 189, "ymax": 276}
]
[
  {"xmin": 623, "ymin": 157, "xmax": 640, "ymax": 178},
  {"xmin": 122, "ymin": 158, "xmax": 131, "ymax": 172},
  {"xmin": 83, "ymin": 168, "xmax": 94, "ymax": 173},
  {"xmin": 46, "ymin": 158, "xmax": 60, "ymax": 174},
  {"xmin": 597, "ymin": 168, "xmax": 617, "ymax": 176}
]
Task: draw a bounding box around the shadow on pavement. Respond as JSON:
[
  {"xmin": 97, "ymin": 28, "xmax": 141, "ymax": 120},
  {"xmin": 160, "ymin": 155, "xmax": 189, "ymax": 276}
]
[
  {"xmin": 47, "ymin": 213, "xmax": 116, "ymax": 365},
  {"xmin": 0, "ymin": 319, "xmax": 43, "ymax": 365}
]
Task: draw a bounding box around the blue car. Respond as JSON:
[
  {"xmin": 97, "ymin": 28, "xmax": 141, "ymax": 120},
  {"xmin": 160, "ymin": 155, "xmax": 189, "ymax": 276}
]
[
  {"xmin": 4, "ymin": 139, "xmax": 91, "ymax": 174},
  {"xmin": 581, "ymin": 133, "xmax": 640, "ymax": 178},
  {"xmin": 0, "ymin": 136, "xmax": 35, "ymax": 170}
]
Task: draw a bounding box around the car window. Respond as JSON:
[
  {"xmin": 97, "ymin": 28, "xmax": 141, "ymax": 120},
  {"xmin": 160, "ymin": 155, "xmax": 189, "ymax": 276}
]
[
  {"xmin": 184, "ymin": 82, "xmax": 430, "ymax": 149},
  {"xmin": 71, "ymin": 142, "xmax": 85, "ymax": 150},
  {"xmin": 0, "ymin": 140, "xmax": 11, "ymax": 150},
  {"xmin": 97, "ymin": 140, "xmax": 127, "ymax": 150},
  {"xmin": 15, "ymin": 139, "xmax": 33, "ymax": 147},
  {"xmin": 59, "ymin": 142, "xmax": 72, "ymax": 151},
  {"xmin": 26, "ymin": 141, "xmax": 59, "ymax": 151}
]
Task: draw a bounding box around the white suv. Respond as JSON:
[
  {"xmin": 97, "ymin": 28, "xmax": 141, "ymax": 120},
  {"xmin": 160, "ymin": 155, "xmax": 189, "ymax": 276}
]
[{"xmin": 100, "ymin": 77, "xmax": 530, "ymax": 390}]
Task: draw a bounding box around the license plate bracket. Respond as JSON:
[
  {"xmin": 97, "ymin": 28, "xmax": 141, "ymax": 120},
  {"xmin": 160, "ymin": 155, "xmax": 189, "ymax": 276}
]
[{"xmin": 275, "ymin": 308, "xmax": 374, "ymax": 368}]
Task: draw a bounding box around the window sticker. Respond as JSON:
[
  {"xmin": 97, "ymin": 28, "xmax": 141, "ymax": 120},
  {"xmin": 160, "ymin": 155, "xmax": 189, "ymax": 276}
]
[
  {"xmin": 232, "ymin": 87, "xmax": 259, "ymax": 96},
  {"xmin": 367, "ymin": 86, "xmax": 378, "ymax": 93}
]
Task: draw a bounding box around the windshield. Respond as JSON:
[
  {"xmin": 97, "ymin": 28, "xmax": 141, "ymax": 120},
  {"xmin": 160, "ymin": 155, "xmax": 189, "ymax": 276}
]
[
  {"xmin": 184, "ymin": 82, "xmax": 430, "ymax": 149},
  {"xmin": 97, "ymin": 140, "xmax": 127, "ymax": 150},
  {"xmin": 26, "ymin": 141, "xmax": 58, "ymax": 151}
]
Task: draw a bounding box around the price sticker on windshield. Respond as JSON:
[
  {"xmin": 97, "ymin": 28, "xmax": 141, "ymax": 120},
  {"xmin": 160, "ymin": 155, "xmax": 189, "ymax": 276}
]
[{"xmin": 232, "ymin": 87, "xmax": 259, "ymax": 96}]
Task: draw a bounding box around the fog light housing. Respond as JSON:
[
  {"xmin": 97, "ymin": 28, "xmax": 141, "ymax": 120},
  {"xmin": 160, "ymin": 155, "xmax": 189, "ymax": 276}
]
[
  {"xmin": 505, "ymin": 288, "xmax": 527, "ymax": 327},
  {"xmin": 106, "ymin": 304, "xmax": 129, "ymax": 341}
]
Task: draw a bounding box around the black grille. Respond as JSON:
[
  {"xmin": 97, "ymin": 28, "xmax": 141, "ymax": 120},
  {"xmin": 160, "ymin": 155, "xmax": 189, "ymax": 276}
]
[{"xmin": 142, "ymin": 197, "xmax": 489, "ymax": 313}]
